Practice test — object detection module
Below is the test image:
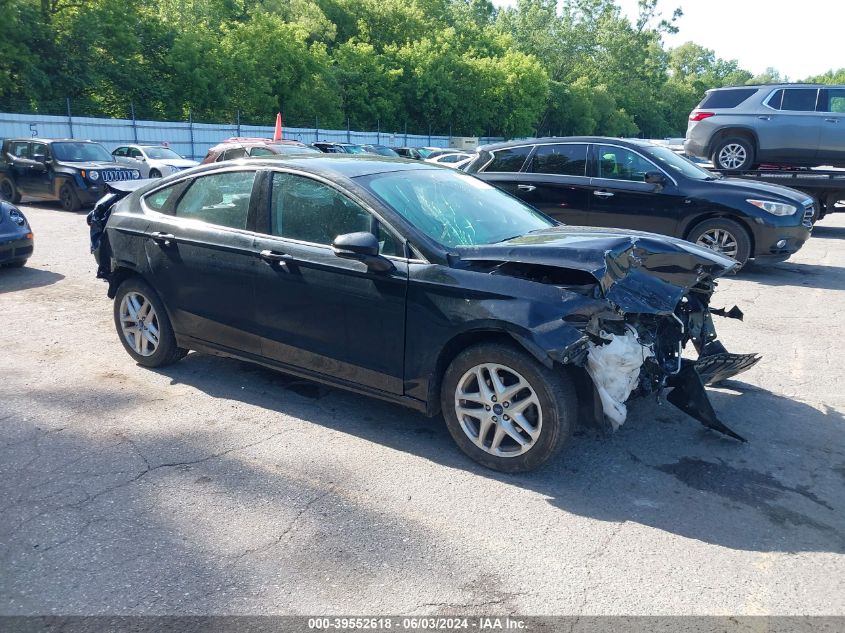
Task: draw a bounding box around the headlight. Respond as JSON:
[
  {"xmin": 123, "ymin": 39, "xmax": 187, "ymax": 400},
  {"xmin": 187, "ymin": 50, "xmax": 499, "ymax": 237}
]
[
  {"xmin": 746, "ymin": 199, "xmax": 797, "ymax": 216},
  {"xmin": 132, "ymin": 170, "xmax": 141, "ymax": 178},
  {"xmin": 89, "ymin": 170, "xmax": 100, "ymax": 181}
]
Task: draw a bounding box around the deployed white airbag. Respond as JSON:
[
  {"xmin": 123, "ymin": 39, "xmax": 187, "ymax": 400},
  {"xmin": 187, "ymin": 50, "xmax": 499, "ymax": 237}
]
[{"xmin": 586, "ymin": 328, "xmax": 653, "ymax": 429}]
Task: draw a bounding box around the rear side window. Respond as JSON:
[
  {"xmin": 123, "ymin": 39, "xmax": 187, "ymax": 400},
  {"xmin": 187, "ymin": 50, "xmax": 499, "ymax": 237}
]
[
  {"xmin": 484, "ymin": 146, "xmax": 531, "ymax": 172},
  {"xmin": 698, "ymin": 88, "xmax": 757, "ymax": 109},
  {"xmin": 249, "ymin": 147, "xmax": 275, "ymax": 157},
  {"xmin": 175, "ymin": 171, "xmax": 256, "ymax": 229},
  {"xmin": 529, "ymin": 144, "xmax": 588, "ymax": 176},
  {"xmin": 145, "ymin": 184, "xmax": 181, "ymax": 213},
  {"xmin": 821, "ymin": 89, "xmax": 845, "ymax": 113},
  {"xmin": 767, "ymin": 88, "xmax": 819, "ymax": 111}
]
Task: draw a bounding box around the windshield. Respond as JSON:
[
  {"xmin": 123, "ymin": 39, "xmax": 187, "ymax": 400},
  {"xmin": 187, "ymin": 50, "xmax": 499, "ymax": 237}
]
[
  {"xmin": 416, "ymin": 148, "xmax": 434, "ymax": 158},
  {"xmin": 143, "ymin": 147, "xmax": 181, "ymax": 160},
  {"xmin": 52, "ymin": 142, "xmax": 114, "ymax": 162},
  {"xmin": 342, "ymin": 145, "xmax": 367, "ymax": 154},
  {"xmin": 362, "ymin": 169, "xmax": 555, "ymax": 247},
  {"xmin": 645, "ymin": 145, "xmax": 715, "ymax": 181},
  {"xmin": 270, "ymin": 145, "xmax": 321, "ymax": 155}
]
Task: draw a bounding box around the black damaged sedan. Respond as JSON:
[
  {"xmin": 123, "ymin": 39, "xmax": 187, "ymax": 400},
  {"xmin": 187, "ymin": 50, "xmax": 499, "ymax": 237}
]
[{"xmin": 89, "ymin": 156, "xmax": 759, "ymax": 472}]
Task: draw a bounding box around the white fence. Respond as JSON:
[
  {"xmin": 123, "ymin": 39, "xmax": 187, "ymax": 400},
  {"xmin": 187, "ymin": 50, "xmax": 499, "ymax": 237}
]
[{"xmin": 0, "ymin": 112, "xmax": 501, "ymax": 161}]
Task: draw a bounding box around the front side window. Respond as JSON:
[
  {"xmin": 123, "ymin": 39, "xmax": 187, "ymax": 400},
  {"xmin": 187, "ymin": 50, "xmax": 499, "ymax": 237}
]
[
  {"xmin": 31, "ymin": 142, "xmax": 48, "ymax": 159},
  {"xmin": 269, "ymin": 172, "xmax": 400, "ymax": 256},
  {"xmin": 484, "ymin": 146, "xmax": 531, "ymax": 172},
  {"xmin": 129, "ymin": 147, "xmax": 143, "ymax": 159},
  {"xmin": 362, "ymin": 169, "xmax": 555, "ymax": 248},
  {"xmin": 249, "ymin": 147, "xmax": 275, "ymax": 157},
  {"xmin": 113, "ymin": 147, "xmax": 128, "ymax": 157},
  {"xmin": 529, "ymin": 144, "xmax": 588, "ymax": 176},
  {"xmin": 174, "ymin": 170, "xmax": 255, "ymax": 229},
  {"xmin": 596, "ymin": 145, "xmax": 657, "ymax": 182},
  {"xmin": 822, "ymin": 89, "xmax": 845, "ymax": 113}
]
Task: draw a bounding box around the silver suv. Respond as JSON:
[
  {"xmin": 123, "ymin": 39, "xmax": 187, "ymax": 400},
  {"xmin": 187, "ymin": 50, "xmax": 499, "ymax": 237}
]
[{"xmin": 684, "ymin": 84, "xmax": 845, "ymax": 170}]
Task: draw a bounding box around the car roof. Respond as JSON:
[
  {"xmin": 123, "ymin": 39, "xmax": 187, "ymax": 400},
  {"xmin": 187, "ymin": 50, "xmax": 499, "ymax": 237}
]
[
  {"xmin": 478, "ymin": 136, "xmax": 656, "ymax": 152},
  {"xmin": 713, "ymin": 83, "xmax": 834, "ymax": 90},
  {"xmin": 191, "ymin": 154, "xmax": 441, "ymax": 178},
  {"xmin": 8, "ymin": 138, "xmax": 100, "ymax": 144}
]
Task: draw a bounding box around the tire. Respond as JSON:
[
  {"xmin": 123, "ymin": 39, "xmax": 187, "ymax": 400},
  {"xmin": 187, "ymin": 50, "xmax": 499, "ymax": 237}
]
[
  {"xmin": 59, "ymin": 182, "xmax": 81, "ymax": 212},
  {"xmin": 687, "ymin": 218, "xmax": 752, "ymax": 266},
  {"xmin": 113, "ymin": 277, "xmax": 187, "ymax": 368},
  {"xmin": 149, "ymin": 169, "xmax": 162, "ymax": 179},
  {"xmin": 0, "ymin": 177, "xmax": 21, "ymax": 204},
  {"xmin": 5, "ymin": 259, "xmax": 26, "ymax": 268},
  {"xmin": 711, "ymin": 137, "xmax": 755, "ymax": 171},
  {"xmin": 440, "ymin": 342, "xmax": 576, "ymax": 473}
]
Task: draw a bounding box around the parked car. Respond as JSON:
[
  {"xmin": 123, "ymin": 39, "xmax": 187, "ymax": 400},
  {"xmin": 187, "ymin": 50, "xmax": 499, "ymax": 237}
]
[
  {"xmin": 392, "ymin": 147, "xmax": 424, "ymax": 159},
  {"xmin": 312, "ymin": 142, "xmax": 368, "ymax": 154},
  {"xmin": 426, "ymin": 152, "xmax": 474, "ymax": 168},
  {"xmin": 361, "ymin": 144, "xmax": 401, "ymax": 157},
  {"xmin": 89, "ymin": 155, "xmax": 758, "ymax": 472},
  {"xmin": 465, "ymin": 137, "xmax": 814, "ymax": 266},
  {"xmin": 0, "ymin": 138, "xmax": 141, "ymax": 211},
  {"xmin": 112, "ymin": 145, "xmax": 198, "ymax": 178},
  {"xmin": 424, "ymin": 149, "xmax": 458, "ymax": 160},
  {"xmin": 0, "ymin": 200, "xmax": 33, "ymax": 267},
  {"xmin": 685, "ymin": 84, "xmax": 845, "ymax": 171},
  {"xmin": 201, "ymin": 138, "xmax": 319, "ymax": 164}
]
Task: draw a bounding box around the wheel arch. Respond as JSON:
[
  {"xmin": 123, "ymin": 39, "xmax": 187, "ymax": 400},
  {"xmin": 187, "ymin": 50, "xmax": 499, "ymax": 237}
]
[{"xmin": 682, "ymin": 212, "xmax": 757, "ymax": 258}]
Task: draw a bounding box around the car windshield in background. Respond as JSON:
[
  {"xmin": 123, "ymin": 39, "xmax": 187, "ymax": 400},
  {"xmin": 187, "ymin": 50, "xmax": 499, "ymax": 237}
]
[
  {"xmin": 362, "ymin": 169, "xmax": 555, "ymax": 247},
  {"xmin": 342, "ymin": 145, "xmax": 367, "ymax": 154},
  {"xmin": 271, "ymin": 145, "xmax": 321, "ymax": 155},
  {"xmin": 52, "ymin": 142, "xmax": 114, "ymax": 162},
  {"xmin": 645, "ymin": 145, "xmax": 715, "ymax": 181},
  {"xmin": 144, "ymin": 147, "xmax": 181, "ymax": 160},
  {"xmin": 416, "ymin": 148, "xmax": 434, "ymax": 158}
]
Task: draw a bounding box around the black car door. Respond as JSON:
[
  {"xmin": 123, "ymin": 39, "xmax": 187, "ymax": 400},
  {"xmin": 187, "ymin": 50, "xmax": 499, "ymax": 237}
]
[
  {"xmin": 251, "ymin": 170, "xmax": 408, "ymax": 395},
  {"xmin": 515, "ymin": 143, "xmax": 591, "ymax": 224},
  {"xmin": 584, "ymin": 143, "xmax": 684, "ymax": 236},
  {"xmin": 7, "ymin": 141, "xmax": 38, "ymax": 195},
  {"xmin": 28, "ymin": 142, "xmax": 53, "ymax": 196},
  {"xmin": 142, "ymin": 167, "xmax": 262, "ymax": 354}
]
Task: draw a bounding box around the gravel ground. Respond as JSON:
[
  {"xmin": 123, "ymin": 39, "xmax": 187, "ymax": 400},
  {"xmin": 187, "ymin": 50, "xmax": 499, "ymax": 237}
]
[{"xmin": 1, "ymin": 201, "xmax": 844, "ymax": 616}]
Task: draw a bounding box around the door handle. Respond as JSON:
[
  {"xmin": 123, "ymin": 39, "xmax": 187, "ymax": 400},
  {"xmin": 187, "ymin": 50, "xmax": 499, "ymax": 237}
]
[
  {"xmin": 517, "ymin": 184, "xmax": 537, "ymax": 192},
  {"xmin": 825, "ymin": 118, "xmax": 838, "ymax": 123},
  {"xmin": 757, "ymin": 115, "xmax": 772, "ymax": 120},
  {"xmin": 259, "ymin": 249, "xmax": 292, "ymax": 268},
  {"xmin": 150, "ymin": 232, "xmax": 175, "ymax": 246},
  {"xmin": 593, "ymin": 190, "xmax": 614, "ymax": 198}
]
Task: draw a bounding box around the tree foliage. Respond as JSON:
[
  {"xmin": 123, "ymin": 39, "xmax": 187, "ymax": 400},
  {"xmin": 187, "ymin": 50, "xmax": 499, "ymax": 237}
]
[{"xmin": 0, "ymin": 0, "xmax": 833, "ymax": 137}]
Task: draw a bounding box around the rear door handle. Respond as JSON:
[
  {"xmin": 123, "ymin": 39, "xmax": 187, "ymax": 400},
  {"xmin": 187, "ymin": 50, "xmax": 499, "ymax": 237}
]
[
  {"xmin": 259, "ymin": 249, "xmax": 292, "ymax": 268},
  {"xmin": 593, "ymin": 190, "xmax": 614, "ymax": 198},
  {"xmin": 825, "ymin": 118, "xmax": 838, "ymax": 123},
  {"xmin": 517, "ymin": 184, "xmax": 536, "ymax": 192},
  {"xmin": 150, "ymin": 232, "xmax": 175, "ymax": 246},
  {"xmin": 758, "ymin": 115, "xmax": 772, "ymax": 120}
]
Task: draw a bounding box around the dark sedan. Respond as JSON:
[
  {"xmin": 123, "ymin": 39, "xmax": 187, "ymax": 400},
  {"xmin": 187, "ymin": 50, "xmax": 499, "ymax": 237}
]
[
  {"xmin": 89, "ymin": 156, "xmax": 759, "ymax": 471},
  {"xmin": 0, "ymin": 201, "xmax": 33, "ymax": 267},
  {"xmin": 465, "ymin": 137, "xmax": 814, "ymax": 266}
]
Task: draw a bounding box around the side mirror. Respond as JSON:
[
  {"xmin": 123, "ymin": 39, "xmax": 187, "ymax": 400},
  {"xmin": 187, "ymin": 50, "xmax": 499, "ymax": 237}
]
[
  {"xmin": 645, "ymin": 171, "xmax": 667, "ymax": 186},
  {"xmin": 32, "ymin": 153, "xmax": 46, "ymax": 163},
  {"xmin": 332, "ymin": 232, "xmax": 394, "ymax": 272}
]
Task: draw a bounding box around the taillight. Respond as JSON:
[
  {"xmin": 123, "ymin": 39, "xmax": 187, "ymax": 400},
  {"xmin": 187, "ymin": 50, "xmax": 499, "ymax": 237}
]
[{"xmin": 689, "ymin": 111, "xmax": 715, "ymax": 122}]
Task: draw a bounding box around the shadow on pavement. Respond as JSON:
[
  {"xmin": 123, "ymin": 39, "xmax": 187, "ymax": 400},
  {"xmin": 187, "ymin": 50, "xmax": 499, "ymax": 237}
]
[
  {"xmin": 740, "ymin": 261, "xmax": 845, "ymax": 291},
  {"xmin": 0, "ymin": 266, "xmax": 64, "ymax": 293},
  {"xmin": 148, "ymin": 353, "xmax": 845, "ymax": 555},
  {"xmin": 811, "ymin": 224, "xmax": 845, "ymax": 240}
]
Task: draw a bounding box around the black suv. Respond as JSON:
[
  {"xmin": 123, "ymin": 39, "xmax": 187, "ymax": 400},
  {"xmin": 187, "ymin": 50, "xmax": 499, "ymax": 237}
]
[
  {"xmin": 465, "ymin": 137, "xmax": 814, "ymax": 266},
  {"xmin": 0, "ymin": 139, "xmax": 141, "ymax": 211}
]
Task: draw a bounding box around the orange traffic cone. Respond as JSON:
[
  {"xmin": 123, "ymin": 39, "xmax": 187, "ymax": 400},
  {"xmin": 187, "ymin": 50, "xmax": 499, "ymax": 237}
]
[{"xmin": 273, "ymin": 112, "xmax": 283, "ymax": 141}]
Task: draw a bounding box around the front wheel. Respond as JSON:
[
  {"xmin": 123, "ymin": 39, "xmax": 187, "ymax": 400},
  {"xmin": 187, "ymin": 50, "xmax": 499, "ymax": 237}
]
[
  {"xmin": 113, "ymin": 277, "xmax": 187, "ymax": 367},
  {"xmin": 0, "ymin": 177, "xmax": 21, "ymax": 203},
  {"xmin": 687, "ymin": 218, "xmax": 752, "ymax": 266},
  {"xmin": 441, "ymin": 343, "xmax": 576, "ymax": 472},
  {"xmin": 59, "ymin": 182, "xmax": 81, "ymax": 212}
]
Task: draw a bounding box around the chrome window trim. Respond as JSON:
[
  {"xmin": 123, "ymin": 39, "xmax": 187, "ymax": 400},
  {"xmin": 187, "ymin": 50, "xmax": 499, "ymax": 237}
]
[{"xmin": 592, "ymin": 142, "xmax": 678, "ymax": 187}]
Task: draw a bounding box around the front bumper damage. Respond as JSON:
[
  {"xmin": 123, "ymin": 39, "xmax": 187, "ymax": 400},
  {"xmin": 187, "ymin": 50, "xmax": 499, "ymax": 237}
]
[{"xmin": 460, "ymin": 229, "xmax": 761, "ymax": 441}]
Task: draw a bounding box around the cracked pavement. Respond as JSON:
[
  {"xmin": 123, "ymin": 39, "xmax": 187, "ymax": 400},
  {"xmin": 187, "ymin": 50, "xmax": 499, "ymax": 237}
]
[{"xmin": 1, "ymin": 203, "xmax": 844, "ymax": 615}]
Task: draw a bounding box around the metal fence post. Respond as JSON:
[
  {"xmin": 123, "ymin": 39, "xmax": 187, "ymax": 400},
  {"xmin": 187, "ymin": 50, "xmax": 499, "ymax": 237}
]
[
  {"xmin": 449, "ymin": 124, "xmax": 452, "ymax": 146},
  {"xmin": 346, "ymin": 117, "xmax": 351, "ymax": 143},
  {"xmin": 377, "ymin": 119, "xmax": 380, "ymax": 145},
  {"xmin": 428, "ymin": 123, "xmax": 432, "ymax": 146},
  {"xmin": 66, "ymin": 98, "xmax": 74, "ymax": 139},
  {"xmin": 315, "ymin": 116, "xmax": 319, "ymax": 142},
  {"xmin": 188, "ymin": 110, "xmax": 194, "ymax": 160},
  {"xmin": 403, "ymin": 121, "xmax": 407, "ymax": 146},
  {"xmin": 130, "ymin": 103, "xmax": 138, "ymax": 143},
  {"xmin": 236, "ymin": 109, "xmax": 241, "ymax": 137}
]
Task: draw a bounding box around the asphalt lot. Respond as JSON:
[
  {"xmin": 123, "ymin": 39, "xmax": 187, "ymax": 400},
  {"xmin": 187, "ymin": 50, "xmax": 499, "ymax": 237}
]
[{"xmin": 1, "ymin": 201, "xmax": 844, "ymax": 616}]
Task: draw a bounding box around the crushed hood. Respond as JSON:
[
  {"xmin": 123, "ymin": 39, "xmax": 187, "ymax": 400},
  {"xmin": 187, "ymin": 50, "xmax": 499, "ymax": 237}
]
[{"xmin": 457, "ymin": 226, "xmax": 737, "ymax": 314}]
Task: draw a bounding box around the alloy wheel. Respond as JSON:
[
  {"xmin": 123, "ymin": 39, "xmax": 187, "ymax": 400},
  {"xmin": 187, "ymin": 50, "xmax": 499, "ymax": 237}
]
[
  {"xmin": 454, "ymin": 363, "xmax": 542, "ymax": 457},
  {"xmin": 119, "ymin": 291, "xmax": 160, "ymax": 356},
  {"xmin": 696, "ymin": 228, "xmax": 739, "ymax": 258},
  {"xmin": 717, "ymin": 144, "xmax": 747, "ymax": 170}
]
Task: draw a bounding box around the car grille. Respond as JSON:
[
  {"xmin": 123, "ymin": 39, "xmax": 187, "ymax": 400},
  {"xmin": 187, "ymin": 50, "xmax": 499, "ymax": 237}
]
[
  {"xmin": 802, "ymin": 201, "xmax": 814, "ymax": 229},
  {"xmin": 101, "ymin": 169, "xmax": 139, "ymax": 182}
]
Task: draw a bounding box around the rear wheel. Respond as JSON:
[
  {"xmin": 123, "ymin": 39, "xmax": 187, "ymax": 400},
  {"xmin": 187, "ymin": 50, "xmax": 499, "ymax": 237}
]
[
  {"xmin": 687, "ymin": 218, "xmax": 752, "ymax": 266},
  {"xmin": 0, "ymin": 177, "xmax": 21, "ymax": 203},
  {"xmin": 712, "ymin": 137, "xmax": 755, "ymax": 171},
  {"xmin": 441, "ymin": 343, "xmax": 576, "ymax": 473},
  {"xmin": 113, "ymin": 277, "xmax": 187, "ymax": 367},
  {"xmin": 59, "ymin": 182, "xmax": 81, "ymax": 212}
]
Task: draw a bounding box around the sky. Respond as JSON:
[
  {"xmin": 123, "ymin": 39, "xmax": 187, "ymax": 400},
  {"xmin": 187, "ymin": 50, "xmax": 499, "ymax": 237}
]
[{"xmin": 490, "ymin": 0, "xmax": 844, "ymax": 80}]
